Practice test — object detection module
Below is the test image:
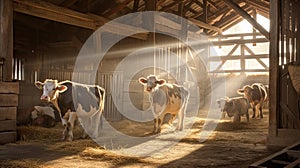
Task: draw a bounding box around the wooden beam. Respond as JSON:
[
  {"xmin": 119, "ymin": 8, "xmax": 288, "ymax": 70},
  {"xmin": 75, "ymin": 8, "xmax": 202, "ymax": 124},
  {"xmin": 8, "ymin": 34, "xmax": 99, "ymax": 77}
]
[
  {"xmin": 0, "ymin": 0, "xmax": 13, "ymax": 81},
  {"xmin": 223, "ymin": 0, "xmax": 269, "ymax": 40},
  {"xmin": 189, "ymin": 18, "xmax": 222, "ymax": 34},
  {"xmin": 268, "ymin": 0, "xmax": 280, "ymax": 140},
  {"xmin": 211, "ymin": 38, "xmax": 268, "ymax": 46},
  {"xmin": 209, "ymin": 54, "xmax": 269, "ymax": 61},
  {"xmin": 210, "ymin": 69, "xmax": 269, "ymax": 73},
  {"xmin": 103, "ymin": 0, "xmax": 133, "ymax": 17},
  {"xmin": 133, "ymin": 0, "xmax": 140, "ymax": 12},
  {"xmin": 13, "ymin": 0, "xmax": 148, "ymax": 40}
]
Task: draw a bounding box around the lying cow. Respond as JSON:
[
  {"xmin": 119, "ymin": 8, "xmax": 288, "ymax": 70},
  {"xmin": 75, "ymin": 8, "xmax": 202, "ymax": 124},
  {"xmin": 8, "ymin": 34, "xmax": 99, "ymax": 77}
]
[
  {"xmin": 35, "ymin": 79, "xmax": 105, "ymax": 141},
  {"xmin": 138, "ymin": 75, "xmax": 189, "ymax": 133},
  {"xmin": 31, "ymin": 102, "xmax": 60, "ymax": 128},
  {"xmin": 237, "ymin": 83, "xmax": 267, "ymax": 118},
  {"xmin": 222, "ymin": 97, "xmax": 250, "ymax": 123}
]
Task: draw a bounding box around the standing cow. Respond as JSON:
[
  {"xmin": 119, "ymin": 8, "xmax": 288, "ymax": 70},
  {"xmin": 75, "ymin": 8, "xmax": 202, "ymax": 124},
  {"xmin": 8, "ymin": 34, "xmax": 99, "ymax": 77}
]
[
  {"xmin": 35, "ymin": 79, "xmax": 105, "ymax": 141},
  {"xmin": 222, "ymin": 97, "xmax": 250, "ymax": 123},
  {"xmin": 138, "ymin": 75, "xmax": 189, "ymax": 133},
  {"xmin": 237, "ymin": 83, "xmax": 267, "ymax": 118}
]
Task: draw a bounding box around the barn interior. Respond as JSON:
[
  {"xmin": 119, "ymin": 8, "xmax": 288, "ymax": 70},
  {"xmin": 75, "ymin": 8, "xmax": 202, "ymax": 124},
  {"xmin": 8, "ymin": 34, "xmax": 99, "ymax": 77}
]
[{"xmin": 0, "ymin": 0, "xmax": 300, "ymax": 167}]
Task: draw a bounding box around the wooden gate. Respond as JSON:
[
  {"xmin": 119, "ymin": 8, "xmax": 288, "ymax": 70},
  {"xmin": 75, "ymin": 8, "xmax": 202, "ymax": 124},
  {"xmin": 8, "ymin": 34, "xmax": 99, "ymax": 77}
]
[{"xmin": 98, "ymin": 72, "xmax": 123, "ymax": 121}]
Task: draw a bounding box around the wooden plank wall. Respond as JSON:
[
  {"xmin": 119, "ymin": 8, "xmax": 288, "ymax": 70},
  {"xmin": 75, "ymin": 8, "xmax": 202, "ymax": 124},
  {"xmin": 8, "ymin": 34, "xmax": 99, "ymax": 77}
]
[
  {"xmin": 268, "ymin": 0, "xmax": 300, "ymax": 147},
  {"xmin": 0, "ymin": 82, "xmax": 19, "ymax": 144}
]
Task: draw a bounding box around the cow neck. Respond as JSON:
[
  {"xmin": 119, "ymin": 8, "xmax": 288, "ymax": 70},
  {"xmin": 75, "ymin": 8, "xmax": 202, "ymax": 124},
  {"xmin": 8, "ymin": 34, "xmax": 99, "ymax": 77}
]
[{"xmin": 51, "ymin": 98, "xmax": 61, "ymax": 114}]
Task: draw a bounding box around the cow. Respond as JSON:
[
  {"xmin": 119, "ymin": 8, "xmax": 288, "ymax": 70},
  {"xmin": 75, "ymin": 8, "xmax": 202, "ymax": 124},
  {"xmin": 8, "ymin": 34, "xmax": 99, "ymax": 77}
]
[
  {"xmin": 222, "ymin": 97, "xmax": 250, "ymax": 123},
  {"xmin": 216, "ymin": 97, "xmax": 229, "ymax": 119},
  {"xmin": 31, "ymin": 102, "xmax": 60, "ymax": 128},
  {"xmin": 35, "ymin": 79, "xmax": 105, "ymax": 141},
  {"xmin": 237, "ymin": 83, "xmax": 267, "ymax": 118},
  {"xmin": 138, "ymin": 75, "xmax": 189, "ymax": 133}
]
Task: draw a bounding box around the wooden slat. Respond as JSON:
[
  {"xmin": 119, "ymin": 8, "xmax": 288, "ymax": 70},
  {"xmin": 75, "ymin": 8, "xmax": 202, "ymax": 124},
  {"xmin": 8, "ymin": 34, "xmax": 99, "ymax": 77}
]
[
  {"xmin": 0, "ymin": 107, "xmax": 16, "ymax": 120},
  {"xmin": 223, "ymin": 0, "xmax": 269, "ymax": 40},
  {"xmin": 0, "ymin": 132, "xmax": 16, "ymax": 144},
  {"xmin": 0, "ymin": 94, "xmax": 18, "ymax": 107},
  {"xmin": 0, "ymin": 0, "xmax": 13, "ymax": 81},
  {"xmin": 209, "ymin": 54, "xmax": 269, "ymax": 61},
  {"xmin": 0, "ymin": 120, "xmax": 16, "ymax": 131},
  {"xmin": 0, "ymin": 82, "xmax": 19, "ymax": 94}
]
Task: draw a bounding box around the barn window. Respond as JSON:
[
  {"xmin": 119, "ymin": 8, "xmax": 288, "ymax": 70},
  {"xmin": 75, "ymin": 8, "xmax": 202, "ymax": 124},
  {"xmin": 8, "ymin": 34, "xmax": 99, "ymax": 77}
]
[{"xmin": 12, "ymin": 57, "xmax": 24, "ymax": 81}]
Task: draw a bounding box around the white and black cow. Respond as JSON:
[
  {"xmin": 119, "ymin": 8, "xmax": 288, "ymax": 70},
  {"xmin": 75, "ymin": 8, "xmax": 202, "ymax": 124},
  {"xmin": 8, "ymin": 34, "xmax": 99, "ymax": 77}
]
[
  {"xmin": 138, "ymin": 75, "xmax": 189, "ymax": 133},
  {"xmin": 222, "ymin": 97, "xmax": 250, "ymax": 123},
  {"xmin": 35, "ymin": 79, "xmax": 105, "ymax": 141},
  {"xmin": 237, "ymin": 83, "xmax": 267, "ymax": 118}
]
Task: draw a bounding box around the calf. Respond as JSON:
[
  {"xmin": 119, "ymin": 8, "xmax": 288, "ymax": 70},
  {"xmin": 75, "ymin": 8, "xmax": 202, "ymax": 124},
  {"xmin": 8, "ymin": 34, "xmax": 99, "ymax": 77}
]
[
  {"xmin": 216, "ymin": 97, "xmax": 229, "ymax": 119},
  {"xmin": 138, "ymin": 75, "xmax": 189, "ymax": 133},
  {"xmin": 222, "ymin": 97, "xmax": 250, "ymax": 123},
  {"xmin": 237, "ymin": 83, "xmax": 267, "ymax": 118},
  {"xmin": 35, "ymin": 79, "xmax": 105, "ymax": 141},
  {"xmin": 31, "ymin": 102, "xmax": 60, "ymax": 128}
]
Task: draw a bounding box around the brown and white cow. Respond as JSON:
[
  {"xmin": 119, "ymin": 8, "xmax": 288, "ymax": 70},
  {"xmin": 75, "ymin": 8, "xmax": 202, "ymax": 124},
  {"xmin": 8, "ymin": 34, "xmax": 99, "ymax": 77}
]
[
  {"xmin": 222, "ymin": 97, "xmax": 250, "ymax": 123},
  {"xmin": 35, "ymin": 79, "xmax": 105, "ymax": 141},
  {"xmin": 138, "ymin": 75, "xmax": 189, "ymax": 133},
  {"xmin": 237, "ymin": 83, "xmax": 267, "ymax": 118}
]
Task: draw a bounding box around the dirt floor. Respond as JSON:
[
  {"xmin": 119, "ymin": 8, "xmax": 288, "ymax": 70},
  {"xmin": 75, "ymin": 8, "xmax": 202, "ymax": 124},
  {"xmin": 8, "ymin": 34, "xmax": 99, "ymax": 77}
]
[{"xmin": 0, "ymin": 109, "xmax": 279, "ymax": 168}]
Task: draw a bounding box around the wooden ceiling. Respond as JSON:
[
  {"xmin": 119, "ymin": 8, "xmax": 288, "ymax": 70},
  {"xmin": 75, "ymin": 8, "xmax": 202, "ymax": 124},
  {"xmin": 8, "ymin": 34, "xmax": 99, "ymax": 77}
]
[{"xmin": 12, "ymin": 0, "xmax": 270, "ymax": 53}]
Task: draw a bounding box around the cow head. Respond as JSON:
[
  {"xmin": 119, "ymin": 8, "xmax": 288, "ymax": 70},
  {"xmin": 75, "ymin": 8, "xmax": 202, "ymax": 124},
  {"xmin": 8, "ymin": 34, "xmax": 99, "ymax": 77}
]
[
  {"xmin": 35, "ymin": 79, "xmax": 68, "ymax": 102},
  {"xmin": 216, "ymin": 97, "xmax": 229, "ymax": 111},
  {"xmin": 237, "ymin": 85, "xmax": 252, "ymax": 101},
  {"xmin": 138, "ymin": 75, "xmax": 165, "ymax": 92}
]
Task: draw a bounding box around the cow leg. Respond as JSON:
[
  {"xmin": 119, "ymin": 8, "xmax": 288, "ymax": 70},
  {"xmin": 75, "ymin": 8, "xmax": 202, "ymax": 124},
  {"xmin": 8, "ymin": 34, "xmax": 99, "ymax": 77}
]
[
  {"xmin": 233, "ymin": 112, "xmax": 239, "ymax": 123},
  {"xmin": 156, "ymin": 117, "xmax": 163, "ymax": 133},
  {"xmin": 66, "ymin": 112, "xmax": 77, "ymax": 141},
  {"xmin": 176, "ymin": 110, "xmax": 184, "ymax": 131},
  {"xmin": 252, "ymin": 105, "xmax": 256, "ymax": 118},
  {"xmin": 61, "ymin": 112, "xmax": 70, "ymax": 141},
  {"xmin": 153, "ymin": 118, "xmax": 158, "ymax": 133},
  {"xmin": 259, "ymin": 104, "xmax": 263, "ymax": 118},
  {"xmin": 246, "ymin": 111, "xmax": 250, "ymax": 122}
]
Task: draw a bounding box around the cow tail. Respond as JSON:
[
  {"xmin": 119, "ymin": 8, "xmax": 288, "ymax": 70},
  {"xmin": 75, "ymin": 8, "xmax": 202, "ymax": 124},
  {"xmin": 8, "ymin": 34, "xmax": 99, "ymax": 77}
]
[{"xmin": 98, "ymin": 86, "xmax": 106, "ymax": 129}]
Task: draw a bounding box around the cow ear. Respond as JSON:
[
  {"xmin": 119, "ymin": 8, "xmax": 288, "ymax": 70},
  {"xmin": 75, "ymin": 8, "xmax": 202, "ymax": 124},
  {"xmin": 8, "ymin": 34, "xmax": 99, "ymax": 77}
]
[
  {"xmin": 57, "ymin": 85, "xmax": 68, "ymax": 93},
  {"xmin": 237, "ymin": 89, "xmax": 244, "ymax": 94},
  {"xmin": 138, "ymin": 77, "xmax": 147, "ymax": 85},
  {"xmin": 156, "ymin": 79, "xmax": 165, "ymax": 85},
  {"xmin": 35, "ymin": 81, "xmax": 44, "ymax": 90}
]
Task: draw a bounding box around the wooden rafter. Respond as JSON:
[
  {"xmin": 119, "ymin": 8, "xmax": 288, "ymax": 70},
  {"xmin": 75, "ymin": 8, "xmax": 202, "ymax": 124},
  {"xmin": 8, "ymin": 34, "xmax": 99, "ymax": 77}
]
[
  {"xmin": 60, "ymin": 0, "xmax": 79, "ymax": 7},
  {"xmin": 13, "ymin": 0, "xmax": 148, "ymax": 40},
  {"xmin": 223, "ymin": 0, "xmax": 269, "ymax": 40},
  {"xmin": 103, "ymin": 0, "xmax": 133, "ymax": 17},
  {"xmin": 189, "ymin": 18, "xmax": 222, "ymax": 34}
]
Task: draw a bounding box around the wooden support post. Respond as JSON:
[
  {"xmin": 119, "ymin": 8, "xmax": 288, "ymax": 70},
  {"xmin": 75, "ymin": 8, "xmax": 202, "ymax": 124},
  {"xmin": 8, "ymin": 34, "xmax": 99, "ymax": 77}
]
[
  {"xmin": 202, "ymin": 0, "xmax": 208, "ymax": 33},
  {"xmin": 223, "ymin": 0, "xmax": 269, "ymax": 40},
  {"xmin": 268, "ymin": 0, "xmax": 280, "ymax": 144},
  {"xmin": 252, "ymin": 8, "xmax": 257, "ymax": 46},
  {"xmin": 0, "ymin": 0, "xmax": 13, "ymax": 81},
  {"xmin": 297, "ymin": 0, "xmax": 300, "ymax": 63}
]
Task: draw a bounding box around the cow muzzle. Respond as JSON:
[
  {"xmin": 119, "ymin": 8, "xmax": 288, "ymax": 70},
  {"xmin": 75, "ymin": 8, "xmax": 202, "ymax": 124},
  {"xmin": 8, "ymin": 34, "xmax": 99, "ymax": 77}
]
[{"xmin": 40, "ymin": 95, "xmax": 50, "ymax": 102}]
